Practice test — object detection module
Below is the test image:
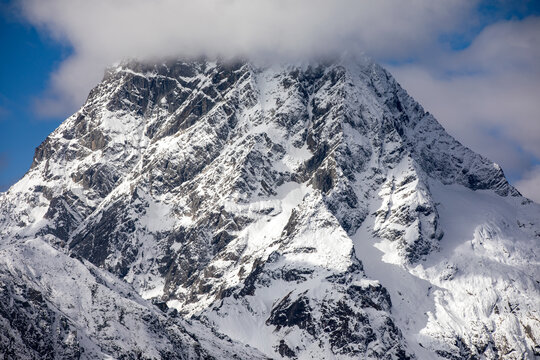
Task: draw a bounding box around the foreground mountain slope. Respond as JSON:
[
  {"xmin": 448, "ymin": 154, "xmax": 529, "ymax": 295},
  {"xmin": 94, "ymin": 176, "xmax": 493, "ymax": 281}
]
[
  {"xmin": 0, "ymin": 238, "xmax": 267, "ymax": 359},
  {"xmin": 1, "ymin": 56, "xmax": 538, "ymax": 359}
]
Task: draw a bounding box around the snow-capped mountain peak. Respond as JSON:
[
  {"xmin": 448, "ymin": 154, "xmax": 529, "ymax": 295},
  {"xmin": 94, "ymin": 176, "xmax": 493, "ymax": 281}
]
[{"xmin": 1, "ymin": 56, "xmax": 538, "ymax": 359}]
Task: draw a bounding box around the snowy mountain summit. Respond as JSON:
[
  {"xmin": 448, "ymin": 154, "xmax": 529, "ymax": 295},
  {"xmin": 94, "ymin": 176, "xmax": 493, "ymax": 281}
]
[{"xmin": 1, "ymin": 56, "xmax": 539, "ymax": 359}]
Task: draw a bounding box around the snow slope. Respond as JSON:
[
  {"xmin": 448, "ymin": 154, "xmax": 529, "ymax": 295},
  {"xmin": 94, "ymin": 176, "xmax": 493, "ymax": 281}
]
[
  {"xmin": 0, "ymin": 238, "xmax": 266, "ymax": 359},
  {"xmin": 1, "ymin": 56, "xmax": 538, "ymax": 359}
]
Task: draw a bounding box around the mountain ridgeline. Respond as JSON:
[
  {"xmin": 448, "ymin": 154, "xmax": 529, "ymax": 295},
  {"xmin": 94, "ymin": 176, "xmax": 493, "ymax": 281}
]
[{"xmin": 1, "ymin": 57, "xmax": 539, "ymax": 359}]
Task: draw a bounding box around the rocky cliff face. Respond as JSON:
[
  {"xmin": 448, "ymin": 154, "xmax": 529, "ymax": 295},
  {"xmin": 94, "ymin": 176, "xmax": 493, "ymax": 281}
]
[{"xmin": 1, "ymin": 56, "xmax": 538, "ymax": 359}]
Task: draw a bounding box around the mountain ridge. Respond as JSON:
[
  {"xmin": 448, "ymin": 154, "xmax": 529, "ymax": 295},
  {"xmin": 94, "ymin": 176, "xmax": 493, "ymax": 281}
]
[{"xmin": 1, "ymin": 56, "xmax": 538, "ymax": 359}]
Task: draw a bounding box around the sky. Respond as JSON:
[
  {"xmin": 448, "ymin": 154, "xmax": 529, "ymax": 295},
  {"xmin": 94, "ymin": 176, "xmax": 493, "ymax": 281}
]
[{"xmin": 0, "ymin": 0, "xmax": 539, "ymax": 201}]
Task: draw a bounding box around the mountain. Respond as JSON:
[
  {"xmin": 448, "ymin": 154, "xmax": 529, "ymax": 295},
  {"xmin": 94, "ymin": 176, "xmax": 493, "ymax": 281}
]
[{"xmin": 1, "ymin": 56, "xmax": 539, "ymax": 359}]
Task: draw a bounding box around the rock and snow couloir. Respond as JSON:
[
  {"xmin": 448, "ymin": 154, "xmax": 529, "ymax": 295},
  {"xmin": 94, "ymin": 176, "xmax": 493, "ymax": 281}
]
[{"xmin": 0, "ymin": 56, "xmax": 539, "ymax": 359}]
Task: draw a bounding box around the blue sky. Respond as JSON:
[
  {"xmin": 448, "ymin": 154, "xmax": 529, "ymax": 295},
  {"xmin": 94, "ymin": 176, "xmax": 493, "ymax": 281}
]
[
  {"xmin": 1, "ymin": 0, "xmax": 539, "ymax": 200},
  {"xmin": 0, "ymin": 2, "xmax": 70, "ymax": 190}
]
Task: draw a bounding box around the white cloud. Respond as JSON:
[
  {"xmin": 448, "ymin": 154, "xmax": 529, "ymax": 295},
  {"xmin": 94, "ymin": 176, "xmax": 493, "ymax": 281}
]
[
  {"xmin": 388, "ymin": 17, "xmax": 540, "ymax": 180},
  {"xmin": 18, "ymin": 0, "xmax": 477, "ymax": 115},
  {"xmin": 15, "ymin": 0, "xmax": 540, "ymax": 197},
  {"xmin": 515, "ymin": 165, "xmax": 540, "ymax": 203}
]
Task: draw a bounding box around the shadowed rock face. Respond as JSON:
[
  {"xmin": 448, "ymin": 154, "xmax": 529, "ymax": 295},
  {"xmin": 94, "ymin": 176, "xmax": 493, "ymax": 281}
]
[
  {"xmin": 1, "ymin": 57, "xmax": 538, "ymax": 360},
  {"xmin": 0, "ymin": 240, "xmax": 268, "ymax": 359},
  {"xmin": 0, "ymin": 275, "xmax": 82, "ymax": 359}
]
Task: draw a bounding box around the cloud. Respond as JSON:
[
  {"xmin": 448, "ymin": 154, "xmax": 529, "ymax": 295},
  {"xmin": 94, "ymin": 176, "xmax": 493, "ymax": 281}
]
[
  {"xmin": 515, "ymin": 165, "xmax": 540, "ymax": 203},
  {"xmin": 388, "ymin": 16, "xmax": 540, "ymax": 180},
  {"xmin": 448, "ymin": 15, "xmax": 540, "ymax": 75},
  {"xmin": 17, "ymin": 0, "xmax": 478, "ymax": 116},
  {"xmin": 13, "ymin": 0, "xmax": 540, "ymax": 197}
]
